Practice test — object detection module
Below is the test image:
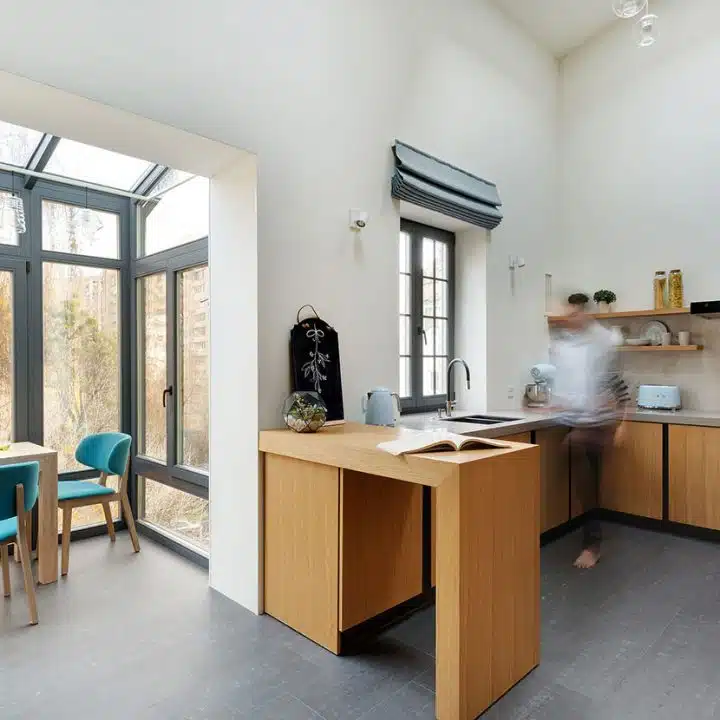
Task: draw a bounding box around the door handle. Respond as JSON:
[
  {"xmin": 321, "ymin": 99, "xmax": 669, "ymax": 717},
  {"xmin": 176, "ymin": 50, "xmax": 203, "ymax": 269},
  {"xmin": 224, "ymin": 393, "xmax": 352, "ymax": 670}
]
[{"xmin": 162, "ymin": 386, "xmax": 173, "ymax": 408}]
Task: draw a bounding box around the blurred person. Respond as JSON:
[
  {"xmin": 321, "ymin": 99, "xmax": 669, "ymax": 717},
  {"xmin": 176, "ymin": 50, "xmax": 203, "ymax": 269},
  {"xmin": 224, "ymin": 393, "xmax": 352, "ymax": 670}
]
[{"xmin": 550, "ymin": 292, "xmax": 630, "ymax": 569}]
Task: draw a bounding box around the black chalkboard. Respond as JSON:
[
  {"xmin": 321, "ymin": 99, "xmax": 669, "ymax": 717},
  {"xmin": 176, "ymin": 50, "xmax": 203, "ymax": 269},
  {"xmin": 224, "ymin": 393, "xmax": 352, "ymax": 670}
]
[{"xmin": 290, "ymin": 306, "xmax": 344, "ymax": 422}]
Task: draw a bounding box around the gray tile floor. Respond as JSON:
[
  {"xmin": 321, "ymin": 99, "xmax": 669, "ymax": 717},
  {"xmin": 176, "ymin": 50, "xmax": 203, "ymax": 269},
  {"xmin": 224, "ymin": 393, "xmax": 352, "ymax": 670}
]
[{"xmin": 2, "ymin": 524, "xmax": 720, "ymax": 718}]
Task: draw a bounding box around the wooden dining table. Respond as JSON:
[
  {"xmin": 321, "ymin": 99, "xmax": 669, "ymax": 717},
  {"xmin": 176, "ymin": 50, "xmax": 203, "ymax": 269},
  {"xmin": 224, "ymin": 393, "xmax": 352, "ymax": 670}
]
[{"xmin": 0, "ymin": 443, "xmax": 59, "ymax": 585}]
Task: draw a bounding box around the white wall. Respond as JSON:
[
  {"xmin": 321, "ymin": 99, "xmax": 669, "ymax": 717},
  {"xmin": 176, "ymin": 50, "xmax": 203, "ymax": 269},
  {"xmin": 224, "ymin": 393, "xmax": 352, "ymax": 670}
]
[
  {"xmin": 208, "ymin": 158, "xmax": 259, "ymax": 611},
  {"xmin": 0, "ymin": 0, "xmax": 559, "ymax": 426},
  {"xmin": 0, "ymin": 0, "xmax": 560, "ymax": 610},
  {"xmin": 559, "ymin": 0, "xmax": 720, "ymax": 408}
]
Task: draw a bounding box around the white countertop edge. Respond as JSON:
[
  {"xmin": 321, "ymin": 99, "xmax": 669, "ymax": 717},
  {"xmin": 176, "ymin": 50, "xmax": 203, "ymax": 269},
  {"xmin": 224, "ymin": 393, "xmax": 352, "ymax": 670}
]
[{"xmin": 398, "ymin": 408, "xmax": 720, "ymax": 437}]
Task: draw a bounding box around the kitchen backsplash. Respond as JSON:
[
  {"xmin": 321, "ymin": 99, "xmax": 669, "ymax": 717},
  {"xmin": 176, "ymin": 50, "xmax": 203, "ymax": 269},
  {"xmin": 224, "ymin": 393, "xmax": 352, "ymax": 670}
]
[{"xmin": 614, "ymin": 315, "xmax": 720, "ymax": 411}]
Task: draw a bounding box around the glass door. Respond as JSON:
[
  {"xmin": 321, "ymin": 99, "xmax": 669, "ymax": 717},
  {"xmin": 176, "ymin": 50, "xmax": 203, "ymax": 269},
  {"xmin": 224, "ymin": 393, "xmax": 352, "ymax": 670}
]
[{"xmin": 134, "ymin": 247, "xmax": 209, "ymax": 554}]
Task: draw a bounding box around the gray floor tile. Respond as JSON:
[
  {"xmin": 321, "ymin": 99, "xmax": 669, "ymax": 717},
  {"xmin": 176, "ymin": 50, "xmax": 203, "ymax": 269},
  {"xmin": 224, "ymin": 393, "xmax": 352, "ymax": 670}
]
[
  {"xmin": 357, "ymin": 682, "xmax": 435, "ymax": 719},
  {"xmin": 3, "ymin": 524, "xmax": 720, "ymax": 719}
]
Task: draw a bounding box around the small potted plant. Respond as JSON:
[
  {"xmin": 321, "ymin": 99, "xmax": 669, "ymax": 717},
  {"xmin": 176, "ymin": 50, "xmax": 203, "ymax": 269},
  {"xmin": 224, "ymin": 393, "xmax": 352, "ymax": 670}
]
[{"xmin": 593, "ymin": 289, "xmax": 617, "ymax": 313}]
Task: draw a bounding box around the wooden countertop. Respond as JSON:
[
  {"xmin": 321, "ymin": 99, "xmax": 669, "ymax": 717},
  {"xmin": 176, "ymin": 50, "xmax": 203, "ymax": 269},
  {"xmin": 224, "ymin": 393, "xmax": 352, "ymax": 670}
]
[{"xmin": 259, "ymin": 422, "xmax": 533, "ymax": 488}]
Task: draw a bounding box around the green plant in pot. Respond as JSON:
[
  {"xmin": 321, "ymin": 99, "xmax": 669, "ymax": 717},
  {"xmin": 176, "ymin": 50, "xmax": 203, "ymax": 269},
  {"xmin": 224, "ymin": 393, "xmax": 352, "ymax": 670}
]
[{"xmin": 593, "ymin": 290, "xmax": 616, "ymax": 313}]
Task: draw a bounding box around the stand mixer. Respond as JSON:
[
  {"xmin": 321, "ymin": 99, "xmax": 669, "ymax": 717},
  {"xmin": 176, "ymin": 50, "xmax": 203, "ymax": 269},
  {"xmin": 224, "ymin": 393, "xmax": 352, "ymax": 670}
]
[{"xmin": 524, "ymin": 364, "xmax": 554, "ymax": 408}]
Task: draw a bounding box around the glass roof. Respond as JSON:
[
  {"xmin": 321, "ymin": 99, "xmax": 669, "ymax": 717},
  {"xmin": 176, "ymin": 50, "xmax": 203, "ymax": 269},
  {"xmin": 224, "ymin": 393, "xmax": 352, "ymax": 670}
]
[
  {"xmin": 0, "ymin": 121, "xmax": 44, "ymax": 167},
  {"xmin": 149, "ymin": 168, "xmax": 193, "ymax": 197},
  {"xmin": 44, "ymin": 138, "xmax": 154, "ymax": 191},
  {"xmin": 0, "ymin": 117, "xmax": 200, "ymax": 198}
]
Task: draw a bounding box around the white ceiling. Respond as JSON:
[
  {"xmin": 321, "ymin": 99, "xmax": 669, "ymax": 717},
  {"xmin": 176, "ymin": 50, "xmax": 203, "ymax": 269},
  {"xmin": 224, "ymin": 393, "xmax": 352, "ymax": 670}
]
[{"xmin": 491, "ymin": 0, "xmax": 620, "ymax": 56}]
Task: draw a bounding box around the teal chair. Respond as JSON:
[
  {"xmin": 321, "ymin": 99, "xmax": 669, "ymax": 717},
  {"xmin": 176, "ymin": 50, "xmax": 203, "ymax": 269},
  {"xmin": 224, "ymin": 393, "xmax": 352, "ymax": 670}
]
[
  {"xmin": 0, "ymin": 461, "xmax": 40, "ymax": 625},
  {"xmin": 59, "ymin": 432, "xmax": 140, "ymax": 576}
]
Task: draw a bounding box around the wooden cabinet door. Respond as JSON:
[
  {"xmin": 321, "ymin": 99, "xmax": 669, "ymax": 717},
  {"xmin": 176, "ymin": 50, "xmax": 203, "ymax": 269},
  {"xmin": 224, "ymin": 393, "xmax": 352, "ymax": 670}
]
[
  {"xmin": 669, "ymin": 425, "xmax": 720, "ymax": 529},
  {"xmin": 536, "ymin": 427, "xmax": 570, "ymax": 533},
  {"xmin": 601, "ymin": 421, "xmax": 662, "ymax": 519}
]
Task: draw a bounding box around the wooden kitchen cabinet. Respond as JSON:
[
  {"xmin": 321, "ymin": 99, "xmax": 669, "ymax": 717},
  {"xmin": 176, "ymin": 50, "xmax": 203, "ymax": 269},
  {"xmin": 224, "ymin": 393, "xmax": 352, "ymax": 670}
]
[
  {"xmin": 571, "ymin": 421, "xmax": 662, "ymax": 520},
  {"xmin": 536, "ymin": 427, "xmax": 570, "ymax": 533},
  {"xmin": 669, "ymin": 425, "xmax": 720, "ymax": 530},
  {"xmin": 600, "ymin": 421, "xmax": 663, "ymax": 519}
]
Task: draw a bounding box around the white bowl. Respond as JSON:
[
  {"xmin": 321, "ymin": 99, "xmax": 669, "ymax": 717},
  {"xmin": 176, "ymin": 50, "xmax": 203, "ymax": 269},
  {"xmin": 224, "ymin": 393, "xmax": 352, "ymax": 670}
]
[{"xmin": 625, "ymin": 337, "xmax": 650, "ymax": 346}]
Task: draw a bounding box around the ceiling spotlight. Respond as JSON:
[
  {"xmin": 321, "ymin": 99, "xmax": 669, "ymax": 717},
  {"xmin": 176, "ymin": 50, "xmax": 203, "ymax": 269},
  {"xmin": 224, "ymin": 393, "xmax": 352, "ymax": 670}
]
[
  {"xmin": 612, "ymin": 0, "xmax": 648, "ymax": 19},
  {"xmin": 635, "ymin": 13, "xmax": 658, "ymax": 47}
]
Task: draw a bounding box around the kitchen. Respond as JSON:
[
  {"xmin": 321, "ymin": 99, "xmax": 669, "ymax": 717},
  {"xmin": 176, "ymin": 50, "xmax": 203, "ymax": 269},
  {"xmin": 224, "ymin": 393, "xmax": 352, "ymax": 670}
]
[
  {"xmin": 3, "ymin": 0, "xmax": 720, "ymax": 718},
  {"xmin": 258, "ymin": 1, "xmax": 720, "ymax": 714},
  {"xmin": 263, "ymin": 292, "xmax": 720, "ymax": 719}
]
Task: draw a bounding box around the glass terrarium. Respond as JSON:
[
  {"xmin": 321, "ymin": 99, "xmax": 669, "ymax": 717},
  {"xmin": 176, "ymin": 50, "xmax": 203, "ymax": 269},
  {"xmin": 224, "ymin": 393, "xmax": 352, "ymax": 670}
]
[{"xmin": 283, "ymin": 391, "xmax": 328, "ymax": 433}]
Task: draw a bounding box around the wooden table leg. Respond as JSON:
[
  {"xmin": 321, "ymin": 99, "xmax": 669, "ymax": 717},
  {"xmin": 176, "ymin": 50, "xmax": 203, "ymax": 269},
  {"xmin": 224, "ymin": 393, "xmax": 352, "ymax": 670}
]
[
  {"xmin": 435, "ymin": 447, "xmax": 540, "ymax": 719},
  {"xmin": 37, "ymin": 457, "xmax": 59, "ymax": 585}
]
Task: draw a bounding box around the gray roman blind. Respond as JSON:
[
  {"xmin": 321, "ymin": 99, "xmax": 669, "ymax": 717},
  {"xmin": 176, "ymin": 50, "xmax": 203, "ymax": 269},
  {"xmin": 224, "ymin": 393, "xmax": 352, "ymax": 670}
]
[{"xmin": 391, "ymin": 141, "xmax": 503, "ymax": 230}]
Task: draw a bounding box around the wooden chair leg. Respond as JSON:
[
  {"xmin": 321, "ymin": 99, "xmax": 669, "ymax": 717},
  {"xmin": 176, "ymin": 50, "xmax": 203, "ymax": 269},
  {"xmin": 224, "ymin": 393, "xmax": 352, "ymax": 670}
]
[
  {"xmin": 61, "ymin": 505, "xmax": 72, "ymax": 577},
  {"xmin": 1, "ymin": 544, "xmax": 10, "ymax": 597},
  {"xmin": 120, "ymin": 494, "xmax": 140, "ymax": 553},
  {"xmin": 103, "ymin": 502, "xmax": 116, "ymax": 542},
  {"xmin": 17, "ymin": 519, "xmax": 38, "ymax": 625}
]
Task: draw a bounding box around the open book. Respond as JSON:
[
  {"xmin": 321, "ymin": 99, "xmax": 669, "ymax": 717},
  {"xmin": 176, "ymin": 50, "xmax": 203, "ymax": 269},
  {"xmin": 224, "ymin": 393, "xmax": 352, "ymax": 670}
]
[{"xmin": 377, "ymin": 430, "xmax": 513, "ymax": 457}]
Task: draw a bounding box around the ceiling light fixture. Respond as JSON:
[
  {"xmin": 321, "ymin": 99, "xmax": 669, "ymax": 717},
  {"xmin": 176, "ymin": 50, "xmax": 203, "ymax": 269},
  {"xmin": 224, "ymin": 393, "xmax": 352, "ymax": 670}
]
[
  {"xmin": 613, "ymin": 0, "xmax": 658, "ymax": 47},
  {"xmin": 612, "ymin": 0, "xmax": 647, "ymax": 19},
  {"xmin": 635, "ymin": 12, "xmax": 658, "ymax": 47}
]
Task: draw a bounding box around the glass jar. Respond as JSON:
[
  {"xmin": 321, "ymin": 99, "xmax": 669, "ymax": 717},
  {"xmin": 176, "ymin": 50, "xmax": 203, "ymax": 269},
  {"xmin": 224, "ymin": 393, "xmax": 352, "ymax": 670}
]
[
  {"xmin": 668, "ymin": 269, "xmax": 684, "ymax": 309},
  {"xmin": 653, "ymin": 270, "xmax": 667, "ymax": 309}
]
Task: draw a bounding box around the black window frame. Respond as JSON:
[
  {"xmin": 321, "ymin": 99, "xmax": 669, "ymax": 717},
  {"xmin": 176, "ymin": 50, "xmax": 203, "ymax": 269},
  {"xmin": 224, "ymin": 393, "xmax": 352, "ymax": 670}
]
[{"xmin": 399, "ymin": 219, "xmax": 455, "ymax": 414}]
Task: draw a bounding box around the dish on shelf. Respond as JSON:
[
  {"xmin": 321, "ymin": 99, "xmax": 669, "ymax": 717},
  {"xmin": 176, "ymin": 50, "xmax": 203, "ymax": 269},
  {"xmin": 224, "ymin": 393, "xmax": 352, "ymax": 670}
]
[
  {"xmin": 625, "ymin": 337, "xmax": 651, "ymax": 346},
  {"xmin": 640, "ymin": 320, "xmax": 670, "ymax": 346}
]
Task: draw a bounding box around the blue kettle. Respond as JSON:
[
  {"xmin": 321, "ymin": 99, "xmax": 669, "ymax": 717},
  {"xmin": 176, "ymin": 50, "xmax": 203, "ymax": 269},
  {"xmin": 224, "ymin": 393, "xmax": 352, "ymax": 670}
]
[{"xmin": 362, "ymin": 388, "xmax": 400, "ymax": 427}]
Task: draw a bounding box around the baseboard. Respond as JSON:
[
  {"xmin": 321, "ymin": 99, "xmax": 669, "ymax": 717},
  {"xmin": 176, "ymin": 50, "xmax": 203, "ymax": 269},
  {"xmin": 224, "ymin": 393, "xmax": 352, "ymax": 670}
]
[
  {"xmin": 339, "ymin": 589, "xmax": 435, "ymax": 655},
  {"xmin": 599, "ymin": 508, "xmax": 720, "ymax": 544}
]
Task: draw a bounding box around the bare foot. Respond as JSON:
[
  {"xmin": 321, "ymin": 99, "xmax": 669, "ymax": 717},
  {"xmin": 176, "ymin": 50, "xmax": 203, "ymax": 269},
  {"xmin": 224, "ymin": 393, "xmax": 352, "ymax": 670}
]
[{"xmin": 573, "ymin": 548, "xmax": 600, "ymax": 569}]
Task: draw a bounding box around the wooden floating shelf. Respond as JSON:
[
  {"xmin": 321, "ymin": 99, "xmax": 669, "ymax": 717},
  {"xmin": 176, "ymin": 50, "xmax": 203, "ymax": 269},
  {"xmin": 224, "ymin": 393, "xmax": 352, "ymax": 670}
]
[
  {"xmin": 619, "ymin": 345, "xmax": 703, "ymax": 352},
  {"xmin": 547, "ymin": 308, "xmax": 690, "ymax": 324}
]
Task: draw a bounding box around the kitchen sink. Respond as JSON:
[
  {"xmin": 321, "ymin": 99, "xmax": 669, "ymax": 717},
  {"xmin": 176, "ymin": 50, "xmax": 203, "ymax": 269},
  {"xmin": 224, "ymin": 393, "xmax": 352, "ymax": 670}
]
[{"xmin": 440, "ymin": 414, "xmax": 520, "ymax": 425}]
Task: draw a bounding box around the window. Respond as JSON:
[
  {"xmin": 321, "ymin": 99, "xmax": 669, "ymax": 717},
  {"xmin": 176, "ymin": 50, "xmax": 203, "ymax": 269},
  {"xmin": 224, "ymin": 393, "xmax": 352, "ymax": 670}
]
[
  {"xmin": 398, "ymin": 220, "xmax": 454, "ymax": 412},
  {"xmin": 43, "ymin": 262, "xmax": 121, "ymax": 471},
  {"xmin": 142, "ymin": 176, "xmax": 209, "ymax": 256},
  {"xmin": 42, "ymin": 200, "xmax": 120, "ymax": 259},
  {"xmin": 138, "ymin": 273, "xmax": 167, "ymax": 462},
  {"xmin": 133, "ymin": 255, "xmax": 209, "ymax": 553},
  {"xmin": 178, "ymin": 266, "xmax": 209, "ymax": 471},
  {"xmin": 0, "ymin": 122, "xmax": 210, "ymax": 563},
  {"xmin": 139, "ymin": 477, "xmax": 209, "ymax": 552}
]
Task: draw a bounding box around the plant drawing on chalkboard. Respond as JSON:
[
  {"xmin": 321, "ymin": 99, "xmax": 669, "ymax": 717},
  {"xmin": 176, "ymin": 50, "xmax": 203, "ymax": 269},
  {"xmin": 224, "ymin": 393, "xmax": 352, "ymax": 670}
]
[{"xmin": 302, "ymin": 326, "xmax": 331, "ymax": 392}]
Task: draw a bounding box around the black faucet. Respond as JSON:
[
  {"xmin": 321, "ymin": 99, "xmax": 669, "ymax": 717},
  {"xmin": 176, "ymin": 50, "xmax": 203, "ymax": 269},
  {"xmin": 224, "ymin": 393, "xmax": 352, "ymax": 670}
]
[{"xmin": 445, "ymin": 358, "xmax": 471, "ymax": 417}]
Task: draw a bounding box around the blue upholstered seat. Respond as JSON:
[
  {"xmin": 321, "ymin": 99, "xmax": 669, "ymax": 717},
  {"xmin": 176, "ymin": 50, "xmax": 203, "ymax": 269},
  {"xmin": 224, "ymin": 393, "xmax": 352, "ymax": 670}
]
[
  {"xmin": 58, "ymin": 480, "xmax": 115, "ymax": 501},
  {"xmin": 60, "ymin": 432, "xmax": 138, "ymax": 577},
  {"xmin": 0, "ymin": 516, "xmax": 17, "ymax": 543}
]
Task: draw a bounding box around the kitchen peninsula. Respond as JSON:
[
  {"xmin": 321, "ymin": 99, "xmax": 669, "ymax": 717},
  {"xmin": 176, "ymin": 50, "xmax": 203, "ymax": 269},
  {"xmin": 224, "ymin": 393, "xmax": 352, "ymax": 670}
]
[{"xmin": 259, "ymin": 423, "xmax": 540, "ymax": 720}]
